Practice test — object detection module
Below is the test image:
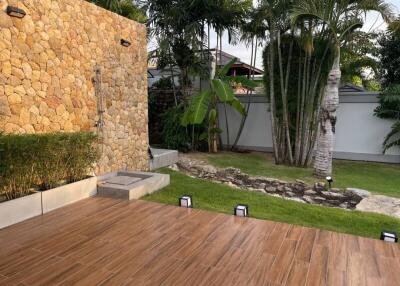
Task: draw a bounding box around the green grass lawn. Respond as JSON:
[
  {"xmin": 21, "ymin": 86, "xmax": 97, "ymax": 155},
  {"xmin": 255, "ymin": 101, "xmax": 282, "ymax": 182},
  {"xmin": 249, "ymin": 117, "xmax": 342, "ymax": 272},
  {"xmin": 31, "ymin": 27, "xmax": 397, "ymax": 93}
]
[
  {"xmin": 198, "ymin": 152, "xmax": 400, "ymax": 198},
  {"xmin": 143, "ymin": 169, "xmax": 400, "ymax": 239}
]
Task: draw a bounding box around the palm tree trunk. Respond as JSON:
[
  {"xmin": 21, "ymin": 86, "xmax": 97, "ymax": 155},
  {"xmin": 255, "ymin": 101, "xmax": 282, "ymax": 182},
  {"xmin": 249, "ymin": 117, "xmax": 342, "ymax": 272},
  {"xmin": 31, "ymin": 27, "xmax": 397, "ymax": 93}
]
[
  {"xmin": 313, "ymin": 47, "xmax": 341, "ymax": 177},
  {"xmin": 277, "ymin": 31, "xmax": 293, "ymax": 164},
  {"xmin": 168, "ymin": 49, "xmax": 178, "ymax": 106},
  {"xmin": 224, "ymin": 103, "xmax": 230, "ymax": 148},
  {"xmin": 268, "ymin": 26, "xmax": 280, "ymax": 163}
]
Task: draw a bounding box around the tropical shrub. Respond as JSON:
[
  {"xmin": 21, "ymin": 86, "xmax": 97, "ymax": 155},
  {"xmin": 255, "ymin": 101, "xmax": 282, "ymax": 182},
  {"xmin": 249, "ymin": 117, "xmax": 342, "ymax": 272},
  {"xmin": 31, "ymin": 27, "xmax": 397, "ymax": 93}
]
[
  {"xmin": 162, "ymin": 105, "xmax": 192, "ymax": 152},
  {"xmin": 181, "ymin": 58, "xmax": 255, "ymax": 152},
  {"xmin": 374, "ymin": 84, "xmax": 400, "ymax": 152},
  {"xmin": 0, "ymin": 132, "xmax": 98, "ymax": 201}
]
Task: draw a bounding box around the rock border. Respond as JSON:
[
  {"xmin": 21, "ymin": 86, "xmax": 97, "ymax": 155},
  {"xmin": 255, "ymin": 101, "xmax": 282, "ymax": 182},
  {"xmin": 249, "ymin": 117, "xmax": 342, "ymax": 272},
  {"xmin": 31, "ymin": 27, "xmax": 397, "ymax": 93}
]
[{"xmin": 175, "ymin": 157, "xmax": 368, "ymax": 210}]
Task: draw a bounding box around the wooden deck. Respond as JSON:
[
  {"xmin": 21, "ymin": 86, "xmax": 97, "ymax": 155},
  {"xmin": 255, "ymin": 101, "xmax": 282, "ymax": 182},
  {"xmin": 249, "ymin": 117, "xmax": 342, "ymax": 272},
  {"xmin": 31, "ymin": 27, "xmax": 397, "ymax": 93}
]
[{"xmin": 0, "ymin": 197, "xmax": 399, "ymax": 285}]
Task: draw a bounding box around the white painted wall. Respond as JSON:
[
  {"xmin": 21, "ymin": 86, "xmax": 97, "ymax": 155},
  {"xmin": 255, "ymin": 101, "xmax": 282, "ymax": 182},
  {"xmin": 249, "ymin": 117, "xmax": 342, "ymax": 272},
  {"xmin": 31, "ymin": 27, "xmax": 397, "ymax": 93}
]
[
  {"xmin": 218, "ymin": 94, "xmax": 400, "ymax": 163},
  {"xmin": 335, "ymin": 102, "xmax": 399, "ymax": 156}
]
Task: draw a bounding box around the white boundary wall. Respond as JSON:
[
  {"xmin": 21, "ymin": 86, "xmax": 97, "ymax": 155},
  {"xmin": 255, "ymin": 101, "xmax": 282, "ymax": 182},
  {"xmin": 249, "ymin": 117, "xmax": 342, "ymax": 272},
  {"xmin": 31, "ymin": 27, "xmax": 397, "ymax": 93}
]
[{"xmin": 218, "ymin": 92, "xmax": 400, "ymax": 163}]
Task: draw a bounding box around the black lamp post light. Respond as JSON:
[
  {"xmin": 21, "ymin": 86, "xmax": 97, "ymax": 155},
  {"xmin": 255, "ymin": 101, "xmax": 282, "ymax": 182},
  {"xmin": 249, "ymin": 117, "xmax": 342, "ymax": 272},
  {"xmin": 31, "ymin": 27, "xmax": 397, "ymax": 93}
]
[
  {"xmin": 120, "ymin": 39, "xmax": 131, "ymax": 47},
  {"xmin": 6, "ymin": 6, "xmax": 26, "ymax": 18},
  {"xmin": 326, "ymin": 176, "xmax": 333, "ymax": 189},
  {"xmin": 179, "ymin": 195, "xmax": 193, "ymax": 208},
  {"xmin": 234, "ymin": 204, "xmax": 249, "ymax": 217},
  {"xmin": 380, "ymin": 231, "xmax": 398, "ymax": 243}
]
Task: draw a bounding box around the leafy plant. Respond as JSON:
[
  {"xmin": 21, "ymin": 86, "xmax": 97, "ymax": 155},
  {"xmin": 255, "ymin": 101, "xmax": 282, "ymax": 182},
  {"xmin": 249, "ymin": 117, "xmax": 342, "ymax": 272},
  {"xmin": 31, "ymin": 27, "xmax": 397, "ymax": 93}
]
[
  {"xmin": 0, "ymin": 132, "xmax": 98, "ymax": 201},
  {"xmin": 375, "ymin": 84, "xmax": 400, "ymax": 152},
  {"xmin": 162, "ymin": 105, "xmax": 192, "ymax": 152},
  {"xmin": 88, "ymin": 0, "xmax": 147, "ymax": 23},
  {"xmin": 181, "ymin": 58, "xmax": 255, "ymax": 152}
]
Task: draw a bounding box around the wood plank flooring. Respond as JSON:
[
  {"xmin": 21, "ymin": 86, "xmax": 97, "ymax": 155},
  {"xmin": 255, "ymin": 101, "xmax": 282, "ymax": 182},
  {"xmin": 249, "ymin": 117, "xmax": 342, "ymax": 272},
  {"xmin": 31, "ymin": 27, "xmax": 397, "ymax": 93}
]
[{"xmin": 0, "ymin": 197, "xmax": 399, "ymax": 285}]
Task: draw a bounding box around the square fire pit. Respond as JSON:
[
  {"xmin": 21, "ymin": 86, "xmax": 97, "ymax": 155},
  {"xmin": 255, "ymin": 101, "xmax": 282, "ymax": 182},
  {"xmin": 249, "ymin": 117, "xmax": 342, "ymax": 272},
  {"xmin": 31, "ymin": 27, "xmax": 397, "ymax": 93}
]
[{"xmin": 97, "ymin": 171, "xmax": 169, "ymax": 200}]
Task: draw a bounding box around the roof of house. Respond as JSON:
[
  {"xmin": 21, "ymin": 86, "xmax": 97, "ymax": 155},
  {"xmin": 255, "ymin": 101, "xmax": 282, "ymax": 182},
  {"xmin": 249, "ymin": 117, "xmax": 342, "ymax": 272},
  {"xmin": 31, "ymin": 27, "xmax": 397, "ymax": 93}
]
[
  {"xmin": 147, "ymin": 48, "xmax": 264, "ymax": 76},
  {"xmin": 209, "ymin": 49, "xmax": 264, "ymax": 75},
  {"xmin": 339, "ymin": 83, "xmax": 366, "ymax": 93}
]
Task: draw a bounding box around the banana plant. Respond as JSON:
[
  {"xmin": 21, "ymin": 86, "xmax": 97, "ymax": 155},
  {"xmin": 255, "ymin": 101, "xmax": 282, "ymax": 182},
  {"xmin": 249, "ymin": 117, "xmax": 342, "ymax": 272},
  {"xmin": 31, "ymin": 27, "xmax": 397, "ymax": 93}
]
[{"xmin": 181, "ymin": 58, "xmax": 257, "ymax": 153}]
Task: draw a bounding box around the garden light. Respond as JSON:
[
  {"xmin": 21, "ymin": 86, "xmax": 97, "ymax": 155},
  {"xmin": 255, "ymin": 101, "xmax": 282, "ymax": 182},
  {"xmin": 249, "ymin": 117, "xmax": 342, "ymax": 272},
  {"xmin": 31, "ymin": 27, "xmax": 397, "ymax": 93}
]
[
  {"xmin": 120, "ymin": 39, "xmax": 131, "ymax": 47},
  {"xmin": 234, "ymin": 204, "xmax": 248, "ymax": 217},
  {"xmin": 179, "ymin": 195, "xmax": 192, "ymax": 208},
  {"xmin": 6, "ymin": 6, "xmax": 26, "ymax": 18},
  {"xmin": 326, "ymin": 176, "xmax": 333, "ymax": 189},
  {"xmin": 380, "ymin": 231, "xmax": 398, "ymax": 243}
]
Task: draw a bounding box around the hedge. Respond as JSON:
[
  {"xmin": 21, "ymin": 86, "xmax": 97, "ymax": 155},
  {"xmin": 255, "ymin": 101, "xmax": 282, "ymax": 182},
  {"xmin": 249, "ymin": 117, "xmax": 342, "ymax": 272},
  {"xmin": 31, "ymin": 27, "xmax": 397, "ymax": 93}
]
[{"xmin": 0, "ymin": 132, "xmax": 98, "ymax": 201}]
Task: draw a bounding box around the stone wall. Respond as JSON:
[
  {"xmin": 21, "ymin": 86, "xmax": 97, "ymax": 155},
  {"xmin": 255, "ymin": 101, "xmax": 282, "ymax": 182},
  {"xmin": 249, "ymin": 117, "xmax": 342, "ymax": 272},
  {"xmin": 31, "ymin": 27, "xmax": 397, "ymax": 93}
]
[{"xmin": 0, "ymin": 0, "xmax": 149, "ymax": 173}]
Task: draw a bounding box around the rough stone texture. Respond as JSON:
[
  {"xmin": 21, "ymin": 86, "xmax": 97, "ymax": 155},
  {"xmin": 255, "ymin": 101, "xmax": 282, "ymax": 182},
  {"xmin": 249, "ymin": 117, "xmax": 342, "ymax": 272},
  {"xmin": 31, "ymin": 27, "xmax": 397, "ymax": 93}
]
[
  {"xmin": 356, "ymin": 195, "xmax": 400, "ymax": 219},
  {"xmin": 0, "ymin": 0, "xmax": 148, "ymax": 174},
  {"xmin": 346, "ymin": 188, "xmax": 371, "ymax": 199},
  {"xmin": 176, "ymin": 155, "xmax": 364, "ymax": 210}
]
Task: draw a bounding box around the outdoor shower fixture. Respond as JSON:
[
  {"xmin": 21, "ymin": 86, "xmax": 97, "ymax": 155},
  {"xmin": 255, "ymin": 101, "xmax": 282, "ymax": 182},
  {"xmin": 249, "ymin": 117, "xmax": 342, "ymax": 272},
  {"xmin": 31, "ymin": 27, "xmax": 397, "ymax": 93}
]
[
  {"xmin": 120, "ymin": 39, "xmax": 131, "ymax": 47},
  {"xmin": 6, "ymin": 6, "xmax": 26, "ymax": 18},
  {"xmin": 179, "ymin": 195, "xmax": 193, "ymax": 208},
  {"xmin": 326, "ymin": 176, "xmax": 333, "ymax": 189},
  {"xmin": 234, "ymin": 204, "xmax": 249, "ymax": 217}
]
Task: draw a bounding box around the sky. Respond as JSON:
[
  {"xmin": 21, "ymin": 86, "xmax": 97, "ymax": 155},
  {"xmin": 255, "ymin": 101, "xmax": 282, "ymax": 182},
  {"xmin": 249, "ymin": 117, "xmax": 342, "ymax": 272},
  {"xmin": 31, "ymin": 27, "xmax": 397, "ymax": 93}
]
[
  {"xmin": 206, "ymin": 0, "xmax": 400, "ymax": 70},
  {"xmin": 148, "ymin": 0, "xmax": 400, "ymax": 70}
]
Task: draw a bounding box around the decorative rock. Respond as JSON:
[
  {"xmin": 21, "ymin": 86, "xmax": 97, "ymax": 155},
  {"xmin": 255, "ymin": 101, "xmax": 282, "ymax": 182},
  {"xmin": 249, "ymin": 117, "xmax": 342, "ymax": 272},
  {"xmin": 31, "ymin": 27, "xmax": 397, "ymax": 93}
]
[
  {"xmin": 304, "ymin": 189, "xmax": 317, "ymax": 195},
  {"xmin": 177, "ymin": 155, "xmax": 363, "ymax": 211},
  {"xmin": 346, "ymin": 188, "xmax": 371, "ymax": 199},
  {"xmin": 303, "ymin": 196, "xmax": 315, "ymax": 204},
  {"xmin": 285, "ymin": 191, "xmax": 296, "ymax": 197},
  {"xmin": 321, "ymin": 191, "xmax": 346, "ymax": 199},
  {"xmin": 356, "ymin": 195, "xmax": 400, "ymax": 219},
  {"xmin": 201, "ymin": 165, "xmax": 218, "ymax": 174},
  {"xmin": 265, "ymin": 187, "xmax": 276, "ymax": 193}
]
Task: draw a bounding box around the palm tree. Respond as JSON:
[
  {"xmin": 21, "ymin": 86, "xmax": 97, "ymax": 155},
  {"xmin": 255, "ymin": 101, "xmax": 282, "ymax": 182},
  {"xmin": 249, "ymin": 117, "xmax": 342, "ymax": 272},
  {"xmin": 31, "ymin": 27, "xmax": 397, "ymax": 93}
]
[{"xmin": 292, "ymin": 0, "xmax": 393, "ymax": 177}]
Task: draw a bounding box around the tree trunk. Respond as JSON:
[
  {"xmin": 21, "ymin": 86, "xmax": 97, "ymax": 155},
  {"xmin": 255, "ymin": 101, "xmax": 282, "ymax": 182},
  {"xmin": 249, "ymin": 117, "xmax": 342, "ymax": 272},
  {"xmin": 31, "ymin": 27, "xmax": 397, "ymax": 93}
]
[
  {"xmin": 268, "ymin": 26, "xmax": 280, "ymax": 163},
  {"xmin": 313, "ymin": 48, "xmax": 341, "ymax": 177}
]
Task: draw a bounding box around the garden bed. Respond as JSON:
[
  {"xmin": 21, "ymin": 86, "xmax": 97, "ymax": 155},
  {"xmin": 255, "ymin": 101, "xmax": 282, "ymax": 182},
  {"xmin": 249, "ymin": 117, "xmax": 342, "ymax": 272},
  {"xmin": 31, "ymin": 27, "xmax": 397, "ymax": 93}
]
[
  {"xmin": 0, "ymin": 176, "xmax": 98, "ymax": 229},
  {"xmin": 176, "ymin": 156, "xmax": 366, "ymax": 210}
]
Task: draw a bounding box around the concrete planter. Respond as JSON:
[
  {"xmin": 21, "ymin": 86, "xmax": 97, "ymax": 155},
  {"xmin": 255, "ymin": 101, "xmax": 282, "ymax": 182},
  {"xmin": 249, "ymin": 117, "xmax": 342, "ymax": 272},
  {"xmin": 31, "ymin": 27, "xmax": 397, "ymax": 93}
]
[
  {"xmin": 0, "ymin": 192, "xmax": 42, "ymax": 229},
  {"xmin": 42, "ymin": 176, "xmax": 97, "ymax": 213},
  {"xmin": 0, "ymin": 176, "xmax": 98, "ymax": 229}
]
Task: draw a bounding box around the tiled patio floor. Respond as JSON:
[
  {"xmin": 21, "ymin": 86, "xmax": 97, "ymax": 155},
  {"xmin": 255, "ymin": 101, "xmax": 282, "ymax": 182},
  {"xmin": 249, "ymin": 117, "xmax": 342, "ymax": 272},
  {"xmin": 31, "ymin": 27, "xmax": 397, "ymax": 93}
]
[{"xmin": 0, "ymin": 197, "xmax": 399, "ymax": 285}]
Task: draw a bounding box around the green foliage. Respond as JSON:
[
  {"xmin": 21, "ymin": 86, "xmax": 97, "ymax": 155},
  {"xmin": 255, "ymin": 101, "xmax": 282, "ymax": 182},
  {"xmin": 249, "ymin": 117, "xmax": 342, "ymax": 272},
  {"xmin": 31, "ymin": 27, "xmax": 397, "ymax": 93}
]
[
  {"xmin": 379, "ymin": 23, "xmax": 400, "ymax": 87},
  {"xmin": 375, "ymin": 84, "xmax": 400, "ymax": 152},
  {"xmin": 151, "ymin": 77, "xmax": 174, "ymax": 90},
  {"xmin": 375, "ymin": 85, "xmax": 400, "ymax": 119},
  {"xmin": 0, "ymin": 132, "xmax": 98, "ymax": 201},
  {"xmin": 181, "ymin": 91, "xmax": 211, "ymax": 126},
  {"xmin": 89, "ymin": 0, "xmax": 147, "ymax": 23},
  {"xmin": 211, "ymin": 79, "xmax": 235, "ymax": 102},
  {"xmin": 341, "ymin": 31, "xmax": 380, "ymax": 90},
  {"xmin": 163, "ymin": 105, "xmax": 192, "ymax": 152},
  {"xmin": 181, "ymin": 60, "xmax": 250, "ymax": 151}
]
